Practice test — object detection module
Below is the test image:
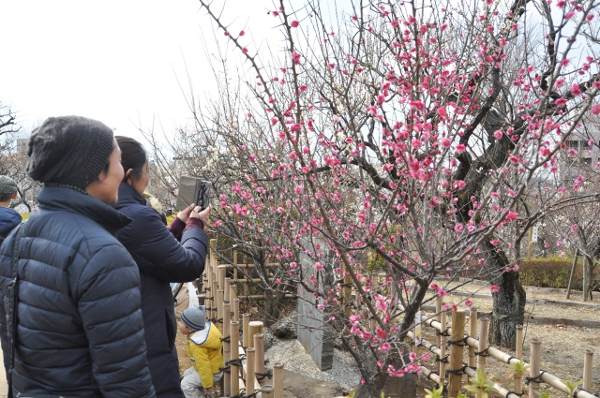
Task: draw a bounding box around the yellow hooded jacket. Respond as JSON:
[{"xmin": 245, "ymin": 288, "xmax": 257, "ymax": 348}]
[{"xmin": 186, "ymin": 321, "xmax": 223, "ymax": 388}]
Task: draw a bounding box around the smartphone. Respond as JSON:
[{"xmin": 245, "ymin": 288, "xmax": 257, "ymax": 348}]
[
  {"xmin": 195, "ymin": 181, "xmax": 211, "ymax": 210},
  {"xmin": 175, "ymin": 176, "xmax": 212, "ymax": 211}
]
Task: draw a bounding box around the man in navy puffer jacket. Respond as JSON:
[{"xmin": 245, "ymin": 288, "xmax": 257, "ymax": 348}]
[{"xmin": 0, "ymin": 116, "xmax": 155, "ymax": 397}]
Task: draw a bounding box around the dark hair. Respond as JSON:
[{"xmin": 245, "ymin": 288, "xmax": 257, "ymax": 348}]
[
  {"xmin": 116, "ymin": 136, "xmax": 147, "ymax": 184},
  {"xmin": 0, "ymin": 193, "xmax": 14, "ymax": 202}
]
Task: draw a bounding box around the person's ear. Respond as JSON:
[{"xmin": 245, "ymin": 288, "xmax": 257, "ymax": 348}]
[
  {"xmin": 124, "ymin": 168, "xmax": 134, "ymax": 184},
  {"xmin": 11, "ymin": 191, "xmax": 18, "ymax": 200}
]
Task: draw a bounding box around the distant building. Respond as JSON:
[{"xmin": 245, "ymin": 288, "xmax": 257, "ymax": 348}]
[{"xmin": 17, "ymin": 138, "xmax": 28, "ymax": 156}]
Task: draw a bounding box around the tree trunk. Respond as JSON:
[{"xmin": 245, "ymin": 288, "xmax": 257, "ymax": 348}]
[{"xmin": 483, "ymin": 240, "xmax": 526, "ymax": 349}]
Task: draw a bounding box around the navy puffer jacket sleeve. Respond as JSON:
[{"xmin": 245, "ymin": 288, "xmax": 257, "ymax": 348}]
[{"xmin": 117, "ymin": 205, "xmax": 207, "ymax": 282}]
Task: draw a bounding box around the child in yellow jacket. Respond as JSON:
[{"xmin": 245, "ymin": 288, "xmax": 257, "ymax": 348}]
[{"xmin": 179, "ymin": 305, "xmax": 223, "ymax": 398}]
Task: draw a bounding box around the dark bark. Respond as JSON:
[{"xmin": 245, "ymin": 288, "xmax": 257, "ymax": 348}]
[{"xmin": 482, "ymin": 240, "xmax": 526, "ymax": 349}]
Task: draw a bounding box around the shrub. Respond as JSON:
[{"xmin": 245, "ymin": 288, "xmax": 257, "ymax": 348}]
[{"xmin": 520, "ymin": 257, "xmax": 600, "ymax": 291}]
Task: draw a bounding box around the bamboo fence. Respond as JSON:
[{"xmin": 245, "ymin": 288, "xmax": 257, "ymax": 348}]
[
  {"xmin": 200, "ymin": 240, "xmax": 597, "ymax": 398},
  {"xmin": 409, "ymin": 295, "xmax": 597, "ymax": 398},
  {"xmin": 201, "ymin": 240, "xmax": 282, "ymax": 398}
]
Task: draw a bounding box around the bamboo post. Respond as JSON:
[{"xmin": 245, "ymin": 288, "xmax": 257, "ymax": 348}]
[
  {"xmin": 222, "ymin": 302, "xmax": 231, "ymax": 396},
  {"xmin": 529, "ymin": 339, "xmax": 542, "ymax": 398},
  {"xmin": 224, "ymin": 277, "xmax": 231, "ymax": 303},
  {"xmin": 583, "ymin": 350, "xmax": 593, "ymax": 392},
  {"xmin": 255, "ymin": 333, "xmax": 265, "ymax": 380},
  {"xmin": 211, "ymin": 277, "xmax": 217, "ymax": 322},
  {"xmin": 242, "ymin": 313, "xmax": 251, "ymax": 348},
  {"xmin": 448, "ymin": 310, "xmax": 466, "ymax": 398},
  {"xmin": 233, "ymin": 297, "xmax": 240, "ymax": 323},
  {"xmin": 246, "ymin": 348, "xmax": 256, "ymax": 397},
  {"xmin": 216, "ymin": 289, "xmax": 224, "ymax": 331},
  {"xmin": 515, "ymin": 325, "xmax": 524, "ymax": 395},
  {"xmin": 262, "ymin": 386, "xmax": 274, "ymax": 398},
  {"xmin": 477, "ymin": 318, "xmax": 490, "ymax": 375},
  {"xmin": 230, "ymin": 321, "xmax": 240, "ymax": 397},
  {"xmin": 249, "ymin": 321, "xmax": 264, "ymax": 350},
  {"xmin": 218, "ymin": 265, "xmax": 226, "ymax": 290},
  {"xmin": 439, "ymin": 309, "xmax": 447, "ymax": 387},
  {"xmin": 273, "ymin": 363, "xmax": 284, "ymax": 398},
  {"xmin": 229, "ymin": 279, "xmax": 237, "ymax": 307},
  {"xmin": 468, "ymin": 308, "xmax": 477, "ymax": 370}
]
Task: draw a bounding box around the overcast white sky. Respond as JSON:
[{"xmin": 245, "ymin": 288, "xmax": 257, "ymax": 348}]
[{"xmin": 0, "ymin": 1, "xmax": 279, "ymax": 142}]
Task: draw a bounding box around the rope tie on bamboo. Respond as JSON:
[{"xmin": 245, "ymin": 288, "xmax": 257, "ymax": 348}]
[
  {"xmin": 220, "ymin": 335, "xmax": 231, "ymax": 343},
  {"xmin": 226, "ymin": 358, "xmax": 244, "ymax": 367},
  {"xmin": 220, "ymin": 365, "xmax": 230, "ymax": 374},
  {"xmin": 447, "ymin": 335, "xmax": 469, "ymax": 347},
  {"xmin": 437, "ymin": 328, "xmax": 451, "ymax": 337},
  {"xmin": 255, "ymin": 368, "xmax": 273, "ymax": 381},
  {"xmin": 445, "ymin": 364, "xmax": 468, "ymax": 377},
  {"xmin": 524, "ymin": 370, "xmax": 546, "ymax": 386},
  {"xmin": 475, "ymin": 347, "xmax": 491, "ymax": 357},
  {"xmin": 506, "ymin": 355, "xmax": 516, "ymax": 364},
  {"xmin": 435, "ymin": 354, "xmax": 449, "ymax": 364},
  {"xmin": 243, "ymin": 391, "xmax": 258, "ymax": 398},
  {"xmin": 505, "ymin": 391, "xmax": 524, "ymax": 398}
]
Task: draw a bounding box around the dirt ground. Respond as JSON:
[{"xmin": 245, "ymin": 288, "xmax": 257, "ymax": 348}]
[{"xmin": 175, "ymin": 284, "xmax": 600, "ymax": 397}]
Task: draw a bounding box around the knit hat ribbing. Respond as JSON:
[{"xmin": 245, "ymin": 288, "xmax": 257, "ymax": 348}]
[
  {"xmin": 0, "ymin": 176, "xmax": 18, "ymax": 196},
  {"xmin": 181, "ymin": 305, "xmax": 206, "ymax": 331},
  {"xmin": 26, "ymin": 116, "xmax": 115, "ymax": 189}
]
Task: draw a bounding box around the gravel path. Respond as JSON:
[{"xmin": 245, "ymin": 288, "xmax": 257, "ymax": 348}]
[{"xmin": 265, "ymin": 338, "xmax": 362, "ymax": 391}]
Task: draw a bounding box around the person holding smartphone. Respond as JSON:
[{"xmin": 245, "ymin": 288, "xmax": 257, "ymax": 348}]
[{"xmin": 113, "ymin": 136, "xmax": 210, "ymax": 397}]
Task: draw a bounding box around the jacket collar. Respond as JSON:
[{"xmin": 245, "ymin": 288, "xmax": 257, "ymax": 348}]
[
  {"xmin": 36, "ymin": 186, "xmax": 131, "ymax": 234},
  {"xmin": 114, "ymin": 182, "xmax": 147, "ymax": 208}
]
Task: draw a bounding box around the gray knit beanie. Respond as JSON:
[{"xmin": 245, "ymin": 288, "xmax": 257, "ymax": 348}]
[
  {"xmin": 0, "ymin": 176, "xmax": 18, "ymax": 196},
  {"xmin": 27, "ymin": 116, "xmax": 115, "ymax": 189},
  {"xmin": 181, "ymin": 305, "xmax": 206, "ymax": 331}
]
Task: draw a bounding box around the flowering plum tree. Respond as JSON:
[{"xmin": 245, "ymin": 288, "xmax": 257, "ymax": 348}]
[{"xmin": 162, "ymin": 0, "xmax": 600, "ymax": 393}]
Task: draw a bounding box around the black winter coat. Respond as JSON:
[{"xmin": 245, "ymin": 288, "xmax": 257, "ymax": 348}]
[
  {"xmin": 114, "ymin": 183, "xmax": 208, "ymax": 397},
  {"xmin": 0, "ymin": 186, "xmax": 156, "ymax": 397}
]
